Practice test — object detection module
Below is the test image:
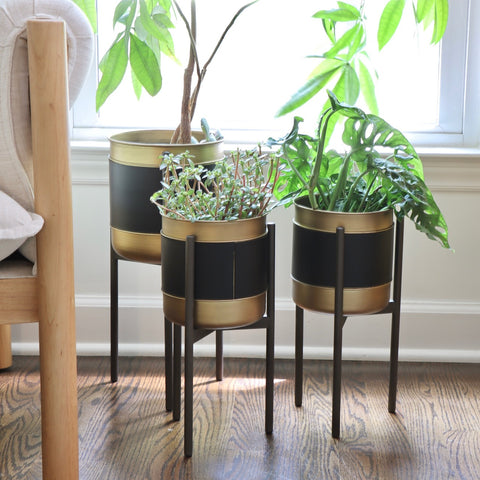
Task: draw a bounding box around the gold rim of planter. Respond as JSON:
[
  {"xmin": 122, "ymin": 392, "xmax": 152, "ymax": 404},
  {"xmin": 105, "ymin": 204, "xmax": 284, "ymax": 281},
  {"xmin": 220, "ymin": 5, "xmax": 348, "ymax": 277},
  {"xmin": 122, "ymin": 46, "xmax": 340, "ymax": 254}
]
[
  {"xmin": 161, "ymin": 215, "xmax": 267, "ymax": 243},
  {"xmin": 109, "ymin": 130, "xmax": 224, "ymax": 168},
  {"xmin": 111, "ymin": 227, "xmax": 162, "ymax": 264},
  {"xmin": 163, "ymin": 292, "xmax": 266, "ymax": 329},
  {"xmin": 292, "ymin": 278, "xmax": 391, "ymax": 315},
  {"xmin": 294, "ymin": 196, "xmax": 393, "ymax": 233}
]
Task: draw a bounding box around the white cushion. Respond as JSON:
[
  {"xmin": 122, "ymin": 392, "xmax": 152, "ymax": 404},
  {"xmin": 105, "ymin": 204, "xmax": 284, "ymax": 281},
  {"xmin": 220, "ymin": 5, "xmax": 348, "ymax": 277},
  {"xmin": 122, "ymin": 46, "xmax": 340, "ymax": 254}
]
[
  {"xmin": 0, "ymin": 0, "xmax": 94, "ymax": 264},
  {"xmin": 0, "ymin": 191, "xmax": 43, "ymax": 262}
]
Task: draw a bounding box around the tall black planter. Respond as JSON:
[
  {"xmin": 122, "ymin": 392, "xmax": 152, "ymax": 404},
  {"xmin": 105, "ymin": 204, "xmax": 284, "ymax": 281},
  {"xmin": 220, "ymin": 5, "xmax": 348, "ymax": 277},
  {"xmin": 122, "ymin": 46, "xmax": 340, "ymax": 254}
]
[
  {"xmin": 161, "ymin": 215, "xmax": 269, "ymax": 329},
  {"xmin": 292, "ymin": 196, "xmax": 405, "ymax": 440},
  {"xmin": 292, "ymin": 196, "xmax": 394, "ymax": 315},
  {"xmin": 108, "ymin": 129, "xmax": 224, "ymax": 382},
  {"xmin": 109, "ymin": 129, "xmax": 224, "ymax": 264}
]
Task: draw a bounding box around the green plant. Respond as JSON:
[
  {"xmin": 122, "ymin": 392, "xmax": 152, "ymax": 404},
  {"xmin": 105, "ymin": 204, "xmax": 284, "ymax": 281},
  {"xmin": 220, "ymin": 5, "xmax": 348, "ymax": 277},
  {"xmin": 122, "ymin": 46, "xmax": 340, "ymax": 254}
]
[
  {"xmin": 277, "ymin": 0, "xmax": 449, "ymax": 119},
  {"xmin": 76, "ymin": 0, "xmax": 258, "ymax": 144},
  {"xmin": 150, "ymin": 148, "xmax": 279, "ymax": 221},
  {"xmin": 268, "ymin": 90, "xmax": 450, "ymax": 249}
]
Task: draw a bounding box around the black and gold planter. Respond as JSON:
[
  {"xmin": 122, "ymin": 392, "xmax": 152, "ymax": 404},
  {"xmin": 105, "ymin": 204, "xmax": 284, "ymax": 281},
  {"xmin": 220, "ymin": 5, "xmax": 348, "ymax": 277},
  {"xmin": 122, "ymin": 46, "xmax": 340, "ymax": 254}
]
[
  {"xmin": 161, "ymin": 215, "xmax": 268, "ymax": 329},
  {"xmin": 109, "ymin": 130, "xmax": 224, "ymax": 263},
  {"xmin": 292, "ymin": 197, "xmax": 394, "ymax": 315}
]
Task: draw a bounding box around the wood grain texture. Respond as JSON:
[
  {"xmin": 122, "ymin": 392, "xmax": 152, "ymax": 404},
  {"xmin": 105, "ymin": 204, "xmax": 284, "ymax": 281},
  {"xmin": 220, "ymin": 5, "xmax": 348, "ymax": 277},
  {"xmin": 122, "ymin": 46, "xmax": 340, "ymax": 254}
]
[
  {"xmin": 1, "ymin": 356, "xmax": 480, "ymax": 480},
  {"xmin": 27, "ymin": 19, "xmax": 78, "ymax": 480},
  {"xmin": 0, "ymin": 326, "xmax": 12, "ymax": 368}
]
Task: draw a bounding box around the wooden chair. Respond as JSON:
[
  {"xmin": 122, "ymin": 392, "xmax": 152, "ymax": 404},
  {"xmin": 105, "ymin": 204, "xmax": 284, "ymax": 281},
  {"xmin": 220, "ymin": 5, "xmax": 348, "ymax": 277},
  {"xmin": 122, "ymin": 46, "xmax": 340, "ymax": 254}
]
[{"xmin": 0, "ymin": 19, "xmax": 79, "ymax": 479}]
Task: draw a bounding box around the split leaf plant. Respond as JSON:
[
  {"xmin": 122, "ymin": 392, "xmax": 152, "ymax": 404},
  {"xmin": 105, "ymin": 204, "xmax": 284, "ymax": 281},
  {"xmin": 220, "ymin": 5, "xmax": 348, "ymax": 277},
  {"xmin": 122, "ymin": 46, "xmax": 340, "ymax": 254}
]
[{"xmin": 268, "ymin": 91, "xmax": 450, "ymax": 249}]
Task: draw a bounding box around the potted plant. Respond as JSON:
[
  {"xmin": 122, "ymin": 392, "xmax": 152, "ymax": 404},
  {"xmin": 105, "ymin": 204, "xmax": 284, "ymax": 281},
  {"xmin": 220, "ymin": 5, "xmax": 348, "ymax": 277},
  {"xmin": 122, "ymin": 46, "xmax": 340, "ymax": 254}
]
[
  {"xmin": 151, "ymin": 147, "xmax": 278, "ymax": 328},
  {"xmin": 97, "ymin": 0, "xmax": 259, "ymax": 262},
  {"xmin": 268, "ymin": 90, "xmax": 450, "ymax": 315}
]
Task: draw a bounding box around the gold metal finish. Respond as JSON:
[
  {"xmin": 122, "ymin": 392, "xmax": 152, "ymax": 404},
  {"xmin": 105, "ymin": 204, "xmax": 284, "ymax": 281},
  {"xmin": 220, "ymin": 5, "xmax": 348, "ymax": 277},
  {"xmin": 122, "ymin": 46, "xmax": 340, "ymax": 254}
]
[
  {"xmin": 111, "ymin": 227, "xmax": 161, "ymax": 264},
  {"xmin": 294, "ymin": 196, "xmax": 393, "ymax": 233},
  {"xmin": 109, "ymin": 130, "xmax": 224, "ymax": 168},
  {"xmin": 163, "ymin": 292, "xmax": 267, "ymax": 329},
  {"xmin": 292, "ymin": 278, "xmax": 391, "ymax": 315},
  {"xmin": 162, "ymin": 215, "xmax": 267, "ymax": 243}
]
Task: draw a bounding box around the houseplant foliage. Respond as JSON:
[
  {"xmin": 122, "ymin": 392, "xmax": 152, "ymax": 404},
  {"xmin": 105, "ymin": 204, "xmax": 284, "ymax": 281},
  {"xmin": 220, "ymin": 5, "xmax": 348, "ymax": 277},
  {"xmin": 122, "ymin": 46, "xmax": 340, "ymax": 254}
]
[
  {"xmin": 153, "ymin": 149, "xmax": 278, "ymax": 329},
  {"xmin": 87, "ymin": 0, "xmax": 258, "ymax": 144},
  {"xmin": 150, "ymin": 148, "xmax": 279, "ymax": 220},
  {"xmin": 268, "ymin": 90, "xmax": 450, "ymax": 249},
  {"xmin": 277, "ymin": 0, "xmax": 449, "ymax": 118}
]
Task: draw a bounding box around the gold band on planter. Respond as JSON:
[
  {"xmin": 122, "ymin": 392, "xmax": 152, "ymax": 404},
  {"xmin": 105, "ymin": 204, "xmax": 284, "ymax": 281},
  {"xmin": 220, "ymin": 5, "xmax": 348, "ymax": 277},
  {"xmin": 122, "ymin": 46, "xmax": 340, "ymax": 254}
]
[
  {"xmin": 161, "ymin": 215, "xmax": 267, "ymax": 243},
  {"xmin": 295, "ymin": 197, "xmax": 393, "ymax": 233},
  {"xmin": 163, "ymin": 292, "xmax": 267, "ymax": 329},
  {"xmin": 292, "ymin": 278, "xmax": 391, "ymax": 315},
  {"xmin": 111, "ymin": 227, "xmax": 162, "ymax": 264},
  {"xmin": 109, "ymin": 130, "xmax": 224, "ymax": 168}
]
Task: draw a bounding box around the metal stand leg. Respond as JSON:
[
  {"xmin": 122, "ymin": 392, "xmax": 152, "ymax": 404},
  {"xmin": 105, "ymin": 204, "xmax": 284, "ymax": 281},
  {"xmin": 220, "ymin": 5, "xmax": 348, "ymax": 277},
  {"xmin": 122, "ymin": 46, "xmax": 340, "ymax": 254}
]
[
  {"xmin": 295, "ymin": 305, "xmax": 304, "ymax": 407},
  {"xmin": 332, "ymin": 227, "xmax": 345, "ymax": 439},
  {"xmin": 388, "ymin": 219, "xmax": 404, "ymax": 413},
  {"xmin": 173, "ymin": 323, "xmax": 182, "ymax": 422},
  {"xmin": 216, "ymin": 331, "xmax": 223, "ymax": 381},
  {"xmin": 265, "ymin": 223, "xmax": 275, "ymax": 435},
  {"xmin": 164, "ymin": 318, "xmax": 173, "ymax": 411},
  {"xmin": 110, "ymin": 246, "xmax": 119, "ymax": 383},
  {"xmin": 184, "ymin": 235, "xmax": 195, "ymax": 458}
]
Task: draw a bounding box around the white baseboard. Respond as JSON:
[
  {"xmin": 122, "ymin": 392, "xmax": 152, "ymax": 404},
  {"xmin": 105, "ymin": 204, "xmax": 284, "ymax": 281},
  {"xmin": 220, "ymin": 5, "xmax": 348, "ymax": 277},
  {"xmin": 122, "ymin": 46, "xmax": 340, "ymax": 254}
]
[
  {"xmin": 12, "ymin": 342, "xmax": 480, "ymax": 364},
  {"xmin": 11, "ymin": 295, "xmax": 480, "ymax": 363}
]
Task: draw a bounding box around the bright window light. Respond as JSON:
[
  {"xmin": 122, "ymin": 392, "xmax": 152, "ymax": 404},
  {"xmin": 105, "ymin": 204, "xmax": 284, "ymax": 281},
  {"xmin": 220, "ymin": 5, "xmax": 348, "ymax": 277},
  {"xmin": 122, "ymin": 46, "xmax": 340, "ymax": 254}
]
[{"xmin": 73, "ymin": 0, "xmax": 470, "ymax": 146}]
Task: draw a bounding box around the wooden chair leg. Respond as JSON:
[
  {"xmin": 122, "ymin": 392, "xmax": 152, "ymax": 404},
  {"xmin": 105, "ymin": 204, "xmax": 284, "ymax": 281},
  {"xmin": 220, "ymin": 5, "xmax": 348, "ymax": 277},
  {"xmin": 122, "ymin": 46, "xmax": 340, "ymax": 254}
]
[
  {"xmin": 0, "ymin": 325, "xmax": 12, "ymax": 369},
  {"xmin": 28, "ymin": 19, "xmax": 79, "ymax": 479}
]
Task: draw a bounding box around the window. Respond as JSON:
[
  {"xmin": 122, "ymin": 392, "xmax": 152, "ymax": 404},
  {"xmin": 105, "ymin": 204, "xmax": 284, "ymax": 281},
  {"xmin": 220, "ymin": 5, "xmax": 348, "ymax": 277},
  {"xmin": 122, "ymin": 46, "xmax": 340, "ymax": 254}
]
[{"xmin": 73, "ymin": 0, "xmax": 478, "ymax": 148}]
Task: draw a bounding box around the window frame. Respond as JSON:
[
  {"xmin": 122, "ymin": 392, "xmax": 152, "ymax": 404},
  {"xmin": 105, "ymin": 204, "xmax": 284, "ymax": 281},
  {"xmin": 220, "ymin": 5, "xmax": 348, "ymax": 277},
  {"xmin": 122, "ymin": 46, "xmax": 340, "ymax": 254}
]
[{"xmin": 72, "ymin": 0, "xmax": 479, "ymax": 150}]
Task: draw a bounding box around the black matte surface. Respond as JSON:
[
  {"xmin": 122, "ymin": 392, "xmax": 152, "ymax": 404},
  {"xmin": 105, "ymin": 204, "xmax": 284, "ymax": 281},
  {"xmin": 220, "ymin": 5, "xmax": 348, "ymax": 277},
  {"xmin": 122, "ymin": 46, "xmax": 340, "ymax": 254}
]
[
  {"xmin": 292, "ymin": 224, "xmax": 394, "ymax": 288},
  {"xmin": 110, "ymin": 161, "xmax": 162, "ymax": 233},
  {"xmin": 161, "ymin": 234, "xmax": 268, "ymax": 300}
]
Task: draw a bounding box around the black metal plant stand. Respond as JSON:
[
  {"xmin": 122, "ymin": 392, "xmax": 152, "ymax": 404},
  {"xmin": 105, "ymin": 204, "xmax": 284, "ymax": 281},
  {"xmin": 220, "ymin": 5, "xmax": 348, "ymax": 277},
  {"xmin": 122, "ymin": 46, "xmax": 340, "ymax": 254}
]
[
  {"xmin": 111, "ymin": 247, "xmax": 175, "ymax": 412},
  {"xmin": 294, "ymin": 219, "xmax": 404, "ymax": 439},
  {"xmin": 167, "ymin": 223, "xmax": 276, "ymax": 457}
]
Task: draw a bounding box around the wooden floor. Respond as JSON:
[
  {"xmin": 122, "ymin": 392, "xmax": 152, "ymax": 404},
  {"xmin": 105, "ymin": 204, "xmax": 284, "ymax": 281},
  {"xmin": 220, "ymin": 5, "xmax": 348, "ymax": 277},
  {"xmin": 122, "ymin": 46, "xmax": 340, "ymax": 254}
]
[{"xmin": 1, "ymin": 356, "xmax": 479, "ymax": 479}]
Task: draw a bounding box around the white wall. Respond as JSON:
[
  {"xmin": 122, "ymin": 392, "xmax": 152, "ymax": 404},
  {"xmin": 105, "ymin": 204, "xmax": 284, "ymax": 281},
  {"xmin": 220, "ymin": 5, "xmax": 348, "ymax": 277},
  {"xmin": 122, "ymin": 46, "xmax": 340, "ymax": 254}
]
[{"xmin": 11, "ymin": 145, "xmax": 480, "ymax": 362}]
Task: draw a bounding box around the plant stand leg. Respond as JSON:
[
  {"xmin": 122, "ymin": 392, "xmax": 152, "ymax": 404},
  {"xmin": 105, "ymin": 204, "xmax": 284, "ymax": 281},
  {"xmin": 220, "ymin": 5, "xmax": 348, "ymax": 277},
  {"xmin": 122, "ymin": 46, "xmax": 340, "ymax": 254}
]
[
  {"xmin": 184, "ymin": 235, "xmax": 195, "ymax": 457},
  {"xmin": 332, "ymin": 227, "xmax": 345, "ymax": 439},
  {"xmin": 216, "ymin": 331, "xmax": 223, "ymax": 381},
  {"xmin": 110, "ymin": 245, "xmax": 119, "ymax": 383},
  {"xmin": 164, "ymin": 318, "xmax": 173, "ymax": 412},
  {"xmin": 295, "ymin": 305, "xmax": 304, "ymax": 407},
  {"xmin": 388, "ymin": 219, "xmax": 404, "ymax": 413},
  {"xmin": 265, "ymin": 223, "xmax": 276, "ymax": 434},
  {"xmin": 173, "ymin": 323, "xmax": 182, "ymax": 422}
]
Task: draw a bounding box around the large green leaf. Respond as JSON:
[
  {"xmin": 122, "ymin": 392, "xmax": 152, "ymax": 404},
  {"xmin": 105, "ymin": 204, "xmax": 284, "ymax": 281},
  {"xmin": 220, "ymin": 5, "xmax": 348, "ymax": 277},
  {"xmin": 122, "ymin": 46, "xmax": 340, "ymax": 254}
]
[
  {"xmin": 139, "ymin": 0, "xmax": 176, "ymax": 59},
  {"xmin": 96, "ymin": 36, "xmax": 129, "ymax": 110},
  {"xmin": 432, "ymin": 0, "xmax": 449, "ymax": 44},
  {"xmin": 335, "ymin": 65, "xmax": 360, "ymax": 105},
  {"xmin": 129, "ymin": 34, "xmax": 162, "ymax": 96},
  {"xmin": 416, "ymin": 0, "xmax": 435, "ymax": 22},
  {"xmin": 72, "ymin": 0, "xmax": 97, "ymax": 32},
  {"xmin": 358, "ymin": 59, "xmax": 378, "ymax": 114},
  {"xmin": 323, "ymin": 24, "xmax": 362, "ymax": 59},
  {"xmin": 378, "ymin": 0, "xmax": 406, "ymax": 50},
  {"xmin": 276, "ymin": 60, "xmax": 342, "ymax": 117},
  {"xmin": 113, "ymin": 0, "xmax": 133, "ymax": 26},
  {"xmin": 313, "ymin": 8, "xmax": 359, "ymax": 22}
]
